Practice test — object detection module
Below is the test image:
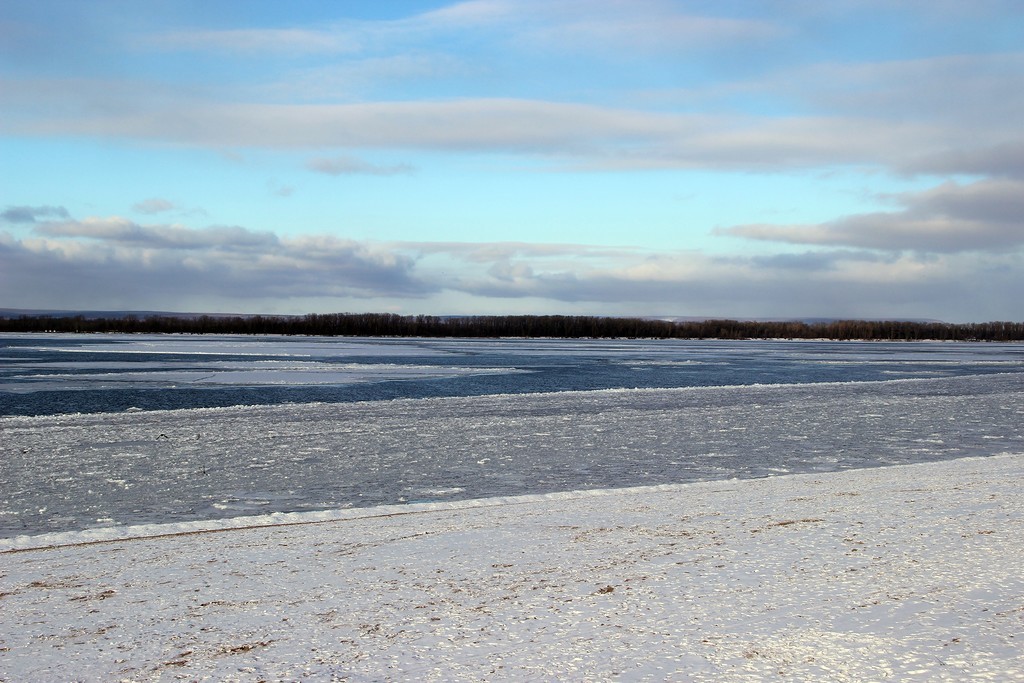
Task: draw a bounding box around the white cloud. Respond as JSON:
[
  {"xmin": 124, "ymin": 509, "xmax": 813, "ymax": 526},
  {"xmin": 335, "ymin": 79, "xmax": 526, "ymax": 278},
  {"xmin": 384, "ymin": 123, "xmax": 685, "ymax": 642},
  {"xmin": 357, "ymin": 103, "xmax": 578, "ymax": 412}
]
[
  {"xmin": 3, "ymin": 13, "xmax": 1019, "ymax": 176},
  {"xmin": 1, "ymin": 93, "xmax": 968, "ymax": 173},
  {"xmin": 632, "ymin": 52, "xmax": 1024, "ymax": 172},
  {"xmin": 719, "ymin": 178, "xmax": 1024, "ymax": 252},
  {"xmin": 786, "ymin": 53, "xmax": 1024, "ymax": 134},
  {"xmin": 3, "ymin": 217, "xmax": 426, "ymax": 306}
]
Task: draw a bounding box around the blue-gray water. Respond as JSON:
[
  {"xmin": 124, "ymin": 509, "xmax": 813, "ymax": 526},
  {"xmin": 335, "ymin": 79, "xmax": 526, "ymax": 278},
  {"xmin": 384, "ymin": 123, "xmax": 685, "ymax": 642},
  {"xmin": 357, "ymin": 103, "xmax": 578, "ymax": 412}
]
[{"xmin": 3, "ymin": 334, "xmax": 1023, "ymax": 416}]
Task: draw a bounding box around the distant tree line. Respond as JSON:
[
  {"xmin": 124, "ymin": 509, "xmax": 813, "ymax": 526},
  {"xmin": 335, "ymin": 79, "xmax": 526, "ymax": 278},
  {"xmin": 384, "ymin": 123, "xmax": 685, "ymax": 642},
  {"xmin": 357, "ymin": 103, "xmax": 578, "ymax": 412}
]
[{"xmin": 1, "ymin": 312, "xmax": 1023, "ymax": 341}]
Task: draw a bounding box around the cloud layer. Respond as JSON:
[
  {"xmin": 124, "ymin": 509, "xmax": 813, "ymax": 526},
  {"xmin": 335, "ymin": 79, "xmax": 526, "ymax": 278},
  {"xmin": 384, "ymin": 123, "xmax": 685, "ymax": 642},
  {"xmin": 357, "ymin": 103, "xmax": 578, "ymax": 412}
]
[
  {"xmin": 2, "ymin": 214, "xmax": 425, "ymax": 307},
  {"xmin": 1, "ymin": 1, "xmax": 1022, "ymax": 321},
  {"xmin": 3, "ymin": 208, "xmax": 1021, "ymax": 321},
  {"xmin": 720, "ymin": 179, "xmax": 1024, "ymax": 252}
]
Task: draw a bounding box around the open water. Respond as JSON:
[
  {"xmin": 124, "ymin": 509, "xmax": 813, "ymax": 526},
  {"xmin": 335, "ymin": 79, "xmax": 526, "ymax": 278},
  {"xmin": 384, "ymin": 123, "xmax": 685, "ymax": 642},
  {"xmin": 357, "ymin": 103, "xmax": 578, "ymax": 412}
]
[{"xmin": 3, "ymin": 333, "xmax": 1024, "ymax": 416}]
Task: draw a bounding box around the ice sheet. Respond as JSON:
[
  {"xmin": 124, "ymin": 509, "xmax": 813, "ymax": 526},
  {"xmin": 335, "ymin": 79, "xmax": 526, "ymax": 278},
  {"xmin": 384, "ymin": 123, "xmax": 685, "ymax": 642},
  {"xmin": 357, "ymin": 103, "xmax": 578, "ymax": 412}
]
[
  {"xmin": 2, "ymin": 361, "xmax": 523, "ymax": 392},
  {"xmin": 11, "ymin": 334, "xmax": 453, "ymax": 358},
  {"xmin": 3, "ymin": 372, "xmax": 1022, "ymax": 539}
]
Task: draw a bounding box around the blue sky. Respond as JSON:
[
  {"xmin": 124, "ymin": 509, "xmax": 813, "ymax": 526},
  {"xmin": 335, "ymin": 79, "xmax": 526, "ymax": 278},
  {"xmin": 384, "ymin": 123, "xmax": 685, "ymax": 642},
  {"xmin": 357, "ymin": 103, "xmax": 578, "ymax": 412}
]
[{"xmin": 2, "ymin": 0, "xmax": 1023, "ymax": 321}]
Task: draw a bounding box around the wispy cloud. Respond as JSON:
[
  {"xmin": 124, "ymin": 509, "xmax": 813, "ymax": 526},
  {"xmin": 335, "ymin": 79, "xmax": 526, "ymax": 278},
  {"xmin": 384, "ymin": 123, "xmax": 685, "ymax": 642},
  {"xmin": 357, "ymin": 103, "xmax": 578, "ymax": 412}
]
[
  {"xmin": 1, "ymin": 95, "xmax": 965, "ymax": 173},
  {"xmin": 267, "ymin": 180, "xmax": 295, "ymax": 197},
  {"xmin": 3, "ymin": 98, "xmax": 686, "ymax": 153},
  {"xmin": 306, "ymin": 155, "xmax": 416, "ymax": 176},
  {"xmin": 1, "ymin": 205, "xmax": 70, "ymax": 223},
  {"xmin": 515, "ymin": 1, "xmax": 787, "ymax": 55},
  {"xmin": 35, "ymin": 217, "xmax": 279, "ymax": 250},
  {"xmin": 266, "ymin": 54, "xmax": 473, "ymax": 101},
  {"xmin": 150, "ymin": 26, "xmax": 363, "ymax": 55},
  {"xmin": 148, "ymin": 0, "xmax": 784, "ymax": 60},
  {"xmin": 132, "ymin": 198, "xmax": 177, "ymax": 214}
]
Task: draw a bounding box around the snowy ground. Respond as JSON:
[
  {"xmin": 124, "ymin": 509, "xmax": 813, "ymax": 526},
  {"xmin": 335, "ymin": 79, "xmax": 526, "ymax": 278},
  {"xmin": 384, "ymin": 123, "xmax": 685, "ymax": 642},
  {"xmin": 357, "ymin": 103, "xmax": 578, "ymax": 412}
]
[{"xmin": 2, "ymin": 454, "xmax": 1021, "ymax": 682}]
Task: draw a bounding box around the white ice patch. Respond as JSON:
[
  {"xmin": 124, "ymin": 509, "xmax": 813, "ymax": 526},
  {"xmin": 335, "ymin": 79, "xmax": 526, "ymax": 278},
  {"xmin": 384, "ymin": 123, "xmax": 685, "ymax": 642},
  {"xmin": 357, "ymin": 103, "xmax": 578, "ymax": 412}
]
[{"xmin": 4, "ymin": 361, "xmax": 524, "ymax": 391}]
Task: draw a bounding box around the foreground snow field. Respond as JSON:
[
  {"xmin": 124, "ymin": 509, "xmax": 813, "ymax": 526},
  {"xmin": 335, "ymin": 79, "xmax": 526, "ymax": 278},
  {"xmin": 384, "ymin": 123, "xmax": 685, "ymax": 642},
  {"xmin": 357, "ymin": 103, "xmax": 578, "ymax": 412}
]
[{"xmin": 2, "ymin": 454, "xmax": 1021, "ymax": 682}]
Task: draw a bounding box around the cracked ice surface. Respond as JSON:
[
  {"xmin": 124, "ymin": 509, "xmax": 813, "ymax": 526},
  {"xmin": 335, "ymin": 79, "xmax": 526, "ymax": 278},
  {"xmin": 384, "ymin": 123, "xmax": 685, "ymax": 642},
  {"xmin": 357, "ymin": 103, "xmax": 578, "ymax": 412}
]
[{"xmin": 2, "ymin": 373, "xmax": 1023, "ymax": 539}]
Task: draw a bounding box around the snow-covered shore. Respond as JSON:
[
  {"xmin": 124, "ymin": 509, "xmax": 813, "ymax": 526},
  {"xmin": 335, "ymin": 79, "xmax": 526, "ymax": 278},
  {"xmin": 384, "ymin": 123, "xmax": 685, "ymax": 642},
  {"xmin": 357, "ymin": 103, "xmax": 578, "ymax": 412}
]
[{"xmin": 2, "ymin": 454, "xmax": 1021, "ymax": 682}]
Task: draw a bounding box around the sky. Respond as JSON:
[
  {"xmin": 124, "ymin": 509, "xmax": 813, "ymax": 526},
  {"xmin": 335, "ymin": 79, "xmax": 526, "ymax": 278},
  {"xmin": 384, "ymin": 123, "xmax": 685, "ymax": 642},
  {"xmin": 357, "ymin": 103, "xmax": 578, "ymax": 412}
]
[{"xmin": 2, "ymin": 0, "xmax": 1023, "ymax": 322}]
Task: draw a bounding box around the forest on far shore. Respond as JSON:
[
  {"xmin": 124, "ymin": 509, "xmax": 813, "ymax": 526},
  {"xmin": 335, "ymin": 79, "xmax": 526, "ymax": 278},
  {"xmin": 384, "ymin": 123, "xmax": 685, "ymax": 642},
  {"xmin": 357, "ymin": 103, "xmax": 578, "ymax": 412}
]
[{"xmin": 1, "ymin": 312, "xmax": 1023, "ymax": 341}]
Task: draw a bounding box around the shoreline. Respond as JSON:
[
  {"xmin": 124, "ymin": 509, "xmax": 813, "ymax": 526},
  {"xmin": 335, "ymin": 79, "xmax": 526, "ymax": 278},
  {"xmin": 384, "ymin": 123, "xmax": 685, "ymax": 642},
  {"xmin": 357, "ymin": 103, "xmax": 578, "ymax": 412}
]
[
  {"xmin": 0, "ymin": 451, "xmax": 1017, "ymax": 552},
  {"xmin": 0, "ymin": 450, "xmax": 1005, "ymax": 553},
  {"xmin": 3, "ymin": 454, "xmax": 1021, "ymax": 681}
]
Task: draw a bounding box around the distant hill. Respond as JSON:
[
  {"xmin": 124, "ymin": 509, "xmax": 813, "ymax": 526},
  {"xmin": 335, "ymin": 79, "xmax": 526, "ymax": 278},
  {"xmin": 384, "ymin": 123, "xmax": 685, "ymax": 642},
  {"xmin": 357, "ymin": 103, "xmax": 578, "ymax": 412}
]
[
  {"xmin": 0, "ymin": 308, "xmax": 265, "ymax": 320},
  {"xmin": 0, "ymin": 308, "xmax": 945, "ymax": 325},
  {"xmin": 1, "ymin": 310, "xmax": 1019, "ymax": 340},
  {"xmin": 645, "ymin": 315, "xmax": 946, "ymax": 325}
]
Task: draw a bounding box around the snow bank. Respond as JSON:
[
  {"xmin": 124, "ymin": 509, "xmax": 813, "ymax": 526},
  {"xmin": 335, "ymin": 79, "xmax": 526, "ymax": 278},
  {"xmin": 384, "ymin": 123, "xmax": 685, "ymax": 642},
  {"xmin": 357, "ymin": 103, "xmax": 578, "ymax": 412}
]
[{"xmin": 2, "ymin": 454, "xmax": 1021, "ymax": 681}]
